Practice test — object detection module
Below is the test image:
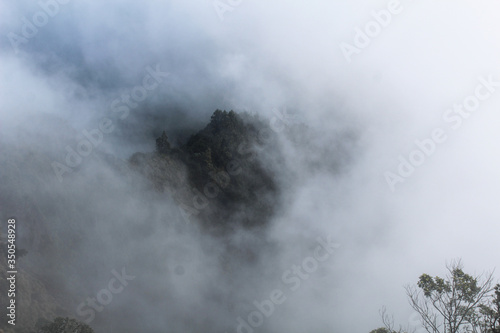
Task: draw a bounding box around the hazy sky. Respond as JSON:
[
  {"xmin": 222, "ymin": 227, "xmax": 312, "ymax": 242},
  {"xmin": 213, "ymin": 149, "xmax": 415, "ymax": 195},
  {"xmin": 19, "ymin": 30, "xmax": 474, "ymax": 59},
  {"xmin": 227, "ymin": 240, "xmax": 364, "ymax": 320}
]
[{"xmin": 1, "ymin": 1, "xmax": 500, "ymax": 332}]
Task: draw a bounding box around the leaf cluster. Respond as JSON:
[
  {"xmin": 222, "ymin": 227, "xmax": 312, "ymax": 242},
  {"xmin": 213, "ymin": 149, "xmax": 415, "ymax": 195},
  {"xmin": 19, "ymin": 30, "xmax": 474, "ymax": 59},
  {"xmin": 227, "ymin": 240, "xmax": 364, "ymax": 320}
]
[{"xmin": 36, "ymin": 317, "xmax": 94, "ymax": 333}]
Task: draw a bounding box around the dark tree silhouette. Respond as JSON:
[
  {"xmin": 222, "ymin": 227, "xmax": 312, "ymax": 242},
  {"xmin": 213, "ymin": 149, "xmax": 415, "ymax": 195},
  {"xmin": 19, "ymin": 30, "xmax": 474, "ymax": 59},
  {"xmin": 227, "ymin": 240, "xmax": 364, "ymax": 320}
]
[{"xmin": 156, "ymin": 131, "xmax": 171, "ymax": 154}]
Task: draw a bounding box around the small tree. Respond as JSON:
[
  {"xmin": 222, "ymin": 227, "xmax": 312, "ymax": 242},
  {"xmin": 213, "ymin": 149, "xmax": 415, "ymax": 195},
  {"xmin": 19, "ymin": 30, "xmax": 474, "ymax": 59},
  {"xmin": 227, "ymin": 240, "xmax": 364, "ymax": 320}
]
[
  {"xmin": 405, "ymin": 260, "xmax": 495, "ymax": 333},
  {"xmin": 370, "ymin": 327, "xmax": 394, "ymax": 333}
]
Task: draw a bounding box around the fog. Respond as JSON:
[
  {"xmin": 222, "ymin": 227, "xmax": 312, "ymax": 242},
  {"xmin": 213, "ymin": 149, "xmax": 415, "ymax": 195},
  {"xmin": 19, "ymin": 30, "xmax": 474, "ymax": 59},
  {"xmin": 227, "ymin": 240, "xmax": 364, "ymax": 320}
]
[{"xmin": 1, "ymin": 1, "xmax": 500, "ymax": 332}]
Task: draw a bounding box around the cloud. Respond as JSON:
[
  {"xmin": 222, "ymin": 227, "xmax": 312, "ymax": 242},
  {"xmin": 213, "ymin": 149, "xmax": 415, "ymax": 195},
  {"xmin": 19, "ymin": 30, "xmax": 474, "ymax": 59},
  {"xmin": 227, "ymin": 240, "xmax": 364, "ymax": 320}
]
[{"xmin": 1, "ymin": 0, "xmax": 500, "ymax": 332}]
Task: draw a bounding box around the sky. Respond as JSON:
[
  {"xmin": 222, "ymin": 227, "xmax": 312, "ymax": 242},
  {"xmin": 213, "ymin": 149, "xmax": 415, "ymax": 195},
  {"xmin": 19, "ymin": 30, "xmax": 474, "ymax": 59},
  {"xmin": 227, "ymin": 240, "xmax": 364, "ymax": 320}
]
[{"xmin": 1, "ymin": 0, "xmax": 500, "ymax": 332}]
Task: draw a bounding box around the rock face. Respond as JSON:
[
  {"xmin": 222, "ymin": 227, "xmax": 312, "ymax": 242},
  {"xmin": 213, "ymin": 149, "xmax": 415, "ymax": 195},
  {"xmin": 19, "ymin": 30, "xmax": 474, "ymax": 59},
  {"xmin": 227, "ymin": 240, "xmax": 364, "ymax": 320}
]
[
  {"xmin": 0, "ymin": 255, "xmax": 61, "ymax": 333},
  {"xmin": 131, "ymin": 110, "xmax": 280, "ymax": 230}
]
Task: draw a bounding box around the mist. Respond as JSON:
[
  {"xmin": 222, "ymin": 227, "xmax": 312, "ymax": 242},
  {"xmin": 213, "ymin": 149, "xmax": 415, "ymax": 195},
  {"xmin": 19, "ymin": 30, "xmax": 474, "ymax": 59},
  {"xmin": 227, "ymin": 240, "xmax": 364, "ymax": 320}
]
[{"xmin": 1, "ymin": 1, "xmax": 500, "ymax": 332}]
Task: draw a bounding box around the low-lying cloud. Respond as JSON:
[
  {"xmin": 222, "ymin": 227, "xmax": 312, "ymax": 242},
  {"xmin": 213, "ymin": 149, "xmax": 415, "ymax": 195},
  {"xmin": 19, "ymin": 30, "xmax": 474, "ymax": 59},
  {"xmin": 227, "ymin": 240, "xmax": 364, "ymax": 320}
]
[{"xmin": 1, "ymin": 1, "xmax": 500, "ymax": 332}]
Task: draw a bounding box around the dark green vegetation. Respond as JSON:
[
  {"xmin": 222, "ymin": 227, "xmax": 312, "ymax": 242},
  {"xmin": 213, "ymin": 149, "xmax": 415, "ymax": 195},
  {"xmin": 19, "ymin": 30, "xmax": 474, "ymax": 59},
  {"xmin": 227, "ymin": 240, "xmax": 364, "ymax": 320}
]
[
  {"xmin": 131, "ymin": 109, "xmax": 281, "ymax": 230},
  {"xmin": 373, "ymin": 260, "xmax": 500, "ymax": 333},
  {"xmin": 370, "ymin": 328, "xmax": 392, "ymax": 333},
  {"xmin": 36, "ymin": 317, "xmax": 94, "ymax": 333}
]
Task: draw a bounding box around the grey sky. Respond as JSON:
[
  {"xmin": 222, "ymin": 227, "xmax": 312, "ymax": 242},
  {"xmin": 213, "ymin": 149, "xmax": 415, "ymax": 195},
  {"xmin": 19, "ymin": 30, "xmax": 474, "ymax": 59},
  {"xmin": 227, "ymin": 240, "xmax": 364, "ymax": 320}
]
[{"xmin": 1, "ymin": 1, "xmax": 499, "ymax": 332}]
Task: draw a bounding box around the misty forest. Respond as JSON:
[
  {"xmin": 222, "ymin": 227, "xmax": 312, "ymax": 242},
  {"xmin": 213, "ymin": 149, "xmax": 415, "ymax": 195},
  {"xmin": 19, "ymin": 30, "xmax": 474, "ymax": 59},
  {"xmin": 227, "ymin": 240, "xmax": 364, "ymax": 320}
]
[{"xmin": 1, "ymin": 1, "xmax": 500, "ymax": 333}]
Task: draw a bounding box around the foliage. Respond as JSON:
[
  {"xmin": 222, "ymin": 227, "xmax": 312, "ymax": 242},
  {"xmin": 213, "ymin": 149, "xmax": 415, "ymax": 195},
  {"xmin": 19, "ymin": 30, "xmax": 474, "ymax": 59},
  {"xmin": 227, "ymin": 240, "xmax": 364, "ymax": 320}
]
[
  {"xmin": 370, "ymin": 328, "xmax": 393, "ymax": 333},
  {"xmin": 376, "ymin": 261, "xmax": 497, "ymax": 333},
  {"xmin": 37, "ymin": 317, "xmax": 94, "ymax": 333},
  {"xmin": 184, "ymin": 110, "xmax": 255, "ymax": 169},
  {"xmin": 417, "ymin": 267, "xmax": 481, "ymax": 303},
  {"xmin": 405, "ymin": 260, "xmax": 494, "ymax": 333},
  {"xmin": 151, "ymin": 110, "xmax": 278, "ymax": 228},
  {"xmin": 478, "ymin": 284, "xmax": 500, "ymax": 333}
]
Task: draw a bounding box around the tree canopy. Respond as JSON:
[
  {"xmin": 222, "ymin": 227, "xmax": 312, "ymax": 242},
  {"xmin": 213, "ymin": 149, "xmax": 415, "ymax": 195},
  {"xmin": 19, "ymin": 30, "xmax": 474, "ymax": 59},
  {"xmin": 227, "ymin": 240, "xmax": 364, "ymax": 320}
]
[{"xmin": 374, "ymin": 260, "xmax": 498, "ymax": 333}]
